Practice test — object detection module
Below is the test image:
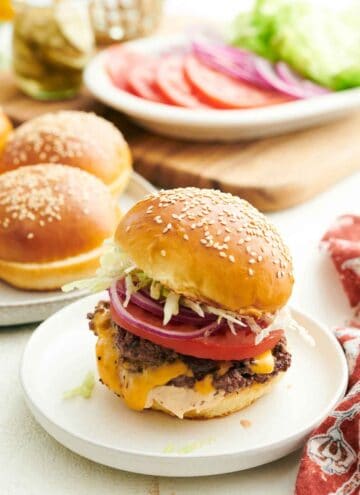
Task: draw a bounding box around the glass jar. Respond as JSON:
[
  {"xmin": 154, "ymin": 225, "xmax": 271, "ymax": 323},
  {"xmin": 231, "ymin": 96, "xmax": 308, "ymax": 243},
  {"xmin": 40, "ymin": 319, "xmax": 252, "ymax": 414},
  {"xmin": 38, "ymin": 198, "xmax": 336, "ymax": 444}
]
[
  {"xmin": 12, "ymin": 0, "xmax": 94, "ymax": 100},
  {"xmin": 89, "ymin": 0, "xmax": 163, "ymax": 45}
]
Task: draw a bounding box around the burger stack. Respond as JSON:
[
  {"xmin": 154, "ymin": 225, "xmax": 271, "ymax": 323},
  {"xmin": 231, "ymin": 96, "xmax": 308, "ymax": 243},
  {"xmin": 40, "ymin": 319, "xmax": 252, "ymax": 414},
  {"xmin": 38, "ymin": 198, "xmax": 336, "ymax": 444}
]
[{"xmin": 71, "ymin": 187, "xmax": 295, "ymax": 419}]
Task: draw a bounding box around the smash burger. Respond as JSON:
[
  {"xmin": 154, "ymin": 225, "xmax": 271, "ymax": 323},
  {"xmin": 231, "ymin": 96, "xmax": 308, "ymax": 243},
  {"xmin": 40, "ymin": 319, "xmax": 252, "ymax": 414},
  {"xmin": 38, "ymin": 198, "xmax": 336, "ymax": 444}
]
[{"xmin": 66, "ymin": 188, "xmax": 297, "ymax": 419}]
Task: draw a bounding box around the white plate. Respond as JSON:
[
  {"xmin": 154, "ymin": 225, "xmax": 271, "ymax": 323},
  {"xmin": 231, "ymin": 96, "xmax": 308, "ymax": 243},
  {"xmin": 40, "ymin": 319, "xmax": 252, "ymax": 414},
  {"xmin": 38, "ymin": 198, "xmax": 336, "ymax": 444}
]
[
  {"xmin": 84, "ymin": 35, "xmax": 360, "ymax": 142},
  {"xmin": 20, "ymin": 295, "xmax": 347, "ymax": 477},
  {"xmin": 0, "ymin": 173, "xmax": 156, "ymax": 327}
]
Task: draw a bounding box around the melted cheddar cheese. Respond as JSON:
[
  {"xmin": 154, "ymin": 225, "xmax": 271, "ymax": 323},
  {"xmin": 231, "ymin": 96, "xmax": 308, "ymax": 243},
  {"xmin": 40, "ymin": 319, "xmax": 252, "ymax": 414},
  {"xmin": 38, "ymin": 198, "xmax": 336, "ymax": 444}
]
[
  {"xmin": 217, "ymin": 362, "xmax": 231, "ymax": 376},
  {"xmin": 194, "ymin": 374, "xmax": 215, "ymax": 395},
  {"xmin": 249, "ymin": 350, "xmax": 275, "ymax": 374},
  {"xmin": 120, "ymin": 361, "xmax": 191, "ymax": 410},
  {"xmin": 94, "ymin": 309, "xmax": 123, "ymax": 396}
]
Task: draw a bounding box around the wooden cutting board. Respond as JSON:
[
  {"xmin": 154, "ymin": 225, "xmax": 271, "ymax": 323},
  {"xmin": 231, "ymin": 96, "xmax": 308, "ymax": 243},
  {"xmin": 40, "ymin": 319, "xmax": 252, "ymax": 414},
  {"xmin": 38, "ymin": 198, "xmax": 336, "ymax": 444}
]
[{"xmin": 1, "ymin": 71, "xmax": 359, "ymax": 211}]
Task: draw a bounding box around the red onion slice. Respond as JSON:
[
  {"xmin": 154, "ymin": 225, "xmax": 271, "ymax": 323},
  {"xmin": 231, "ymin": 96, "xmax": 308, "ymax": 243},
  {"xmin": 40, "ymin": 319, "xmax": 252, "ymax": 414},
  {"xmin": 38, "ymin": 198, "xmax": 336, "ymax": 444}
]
[
  {"xmin": 109, "ymin": 281, "xmax": 221, "ymax": 339},
  {"xmin": 254, "ymin": 59, "xmax": 307, "ymax": 98},
  {"xmin": 275, "ymin": 62, "xmax": 330, "ymax": 96},
  {"xmin": 115, "ymin": 280, "xmax": 216, "ymax": 324},
  {"xmin": 192, "ymin": 41, "xmax": 269, "ymax": 88},
  {"xmin": 191, "ymin": 41, "xmax": 329, "ymax": 99}
]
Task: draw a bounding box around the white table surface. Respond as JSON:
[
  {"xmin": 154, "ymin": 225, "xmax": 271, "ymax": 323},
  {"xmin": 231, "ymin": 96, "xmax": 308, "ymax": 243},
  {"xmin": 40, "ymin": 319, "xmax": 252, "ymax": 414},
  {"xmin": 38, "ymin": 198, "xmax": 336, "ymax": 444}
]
[{"xmin": 1, "ymin": 1, "xmax": 359, "ymax": 493}]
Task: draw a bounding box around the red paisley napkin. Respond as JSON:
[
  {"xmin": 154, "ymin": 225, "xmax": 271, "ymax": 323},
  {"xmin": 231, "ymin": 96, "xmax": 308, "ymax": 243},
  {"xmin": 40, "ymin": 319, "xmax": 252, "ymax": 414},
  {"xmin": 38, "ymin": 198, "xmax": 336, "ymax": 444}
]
[{"xmin": 295, "ymin": 215, "xmax": 360, "ymax": 495}]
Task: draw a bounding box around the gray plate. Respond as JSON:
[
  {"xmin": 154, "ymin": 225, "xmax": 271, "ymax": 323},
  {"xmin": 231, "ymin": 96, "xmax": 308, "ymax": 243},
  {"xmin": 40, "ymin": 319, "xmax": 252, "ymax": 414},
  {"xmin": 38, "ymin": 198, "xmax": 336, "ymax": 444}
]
[{"xmin": 0, "ymin": 173, "xmax": 156, "ymax": 326}]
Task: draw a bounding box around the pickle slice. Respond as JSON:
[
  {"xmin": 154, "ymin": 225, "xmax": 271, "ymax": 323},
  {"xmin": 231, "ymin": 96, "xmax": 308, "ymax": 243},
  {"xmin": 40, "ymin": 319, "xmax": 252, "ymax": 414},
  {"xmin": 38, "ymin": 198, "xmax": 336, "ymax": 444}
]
[{"xmin": 55, "ymin": 1, "xmax": 94, "ymax": 54}]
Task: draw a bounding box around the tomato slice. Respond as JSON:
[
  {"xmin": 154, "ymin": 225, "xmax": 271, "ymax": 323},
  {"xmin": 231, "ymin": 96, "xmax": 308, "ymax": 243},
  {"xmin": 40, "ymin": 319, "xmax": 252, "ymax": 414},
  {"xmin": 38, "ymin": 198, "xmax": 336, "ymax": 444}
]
[
  {"xmin": 110, "ymin": 300, "xmax": 284, "ymax": 361},
  {"xmin": 105, "ymin": 47, "xmax": 143, "ymax": 91},
  {"xmin": 127, "ymin": 58, "xmax": 170, "ymax": 103},
  {"xmin": 156, "ymin": 54, "xmax": 213, "ymax": 108},
  {"xmin": 184, "ymin": 54, "xmax": 291, "ymax": 109}
]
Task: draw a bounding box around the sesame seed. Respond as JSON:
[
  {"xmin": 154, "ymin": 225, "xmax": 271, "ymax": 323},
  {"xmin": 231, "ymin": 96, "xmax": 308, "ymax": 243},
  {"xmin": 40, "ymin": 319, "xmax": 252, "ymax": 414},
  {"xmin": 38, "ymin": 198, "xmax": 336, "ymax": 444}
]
[
  {"xmin": 125, "ymin": 226, "xmax": 131, "ymax": 232},
  {"xmin": 143, "ymin": 188, "xmax": 292, "ymax": 280},
  {"xmin": 162, "ymin": 223, "xmax": 172, "ymax": 234},
  {"xmin": 27, "ymin": 232, "xmax": 34, "ymax": 239},
  {"xmin": 183, "ymin": 234, "xmax": 189, "ymax": 241},
  {"xmin": 160, "ymin": 250, "xmax": 166, "ymax": 257}
]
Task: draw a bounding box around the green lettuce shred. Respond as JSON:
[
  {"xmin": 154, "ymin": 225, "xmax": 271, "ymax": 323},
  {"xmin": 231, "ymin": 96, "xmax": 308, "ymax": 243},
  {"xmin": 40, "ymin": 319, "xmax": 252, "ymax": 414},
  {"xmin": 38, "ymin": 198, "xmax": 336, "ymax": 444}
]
[
  {"xmin": 62, "ymin": 239, "xmax": 134, "ymax": 293},
  {"xmin": 162, "ymin": 437, "xmax": 215, "ymax": 454},
  {"xmin": 63, "ymin": 372, "xmax": 95, "ymax": 399}
]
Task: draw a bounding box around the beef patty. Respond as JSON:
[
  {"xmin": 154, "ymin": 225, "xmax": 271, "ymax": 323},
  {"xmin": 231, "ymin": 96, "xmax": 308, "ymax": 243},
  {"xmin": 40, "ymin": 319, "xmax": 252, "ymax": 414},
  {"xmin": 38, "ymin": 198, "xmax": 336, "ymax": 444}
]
[{"xmin": 89, "ymin": 301, "xmax": 291, "ymax": 394}]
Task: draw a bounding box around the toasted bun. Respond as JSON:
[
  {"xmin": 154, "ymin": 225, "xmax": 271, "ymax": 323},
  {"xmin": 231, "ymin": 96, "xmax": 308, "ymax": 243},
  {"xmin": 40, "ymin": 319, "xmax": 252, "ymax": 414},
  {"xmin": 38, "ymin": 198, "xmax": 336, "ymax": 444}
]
[
  {"xmin": 151, "ymin": 374, "xmax": 283, "ymax": 419},
  {"xmin": 0, "ymin": 246, "xmax": 104, "ymax": 291},
  {"xmin": 0, "ymin": 109, "xmax": 12, "ymax": 154},
  {"xmin": 0, "ymin": 164, "xmax": 120, "ymax": 290},
  {"xmin": 0, "ymin": 111, "xmax": 132, "ymax": 195},
  {"xmin": 116, "ymin": 188, "xmax": 293, "ymax": 315}
]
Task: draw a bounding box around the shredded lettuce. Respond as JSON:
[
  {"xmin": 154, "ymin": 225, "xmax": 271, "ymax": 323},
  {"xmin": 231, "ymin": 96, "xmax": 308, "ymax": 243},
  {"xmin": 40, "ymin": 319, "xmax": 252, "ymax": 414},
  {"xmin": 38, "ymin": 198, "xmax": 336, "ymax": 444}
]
[
  {"xmin": 255, "ymin": 307, "xmax": 315, "ymax": 346},
  {"xmin": 124, "ymin": 274, "xmax": 136, "ymax": 307},
  {"xmin": 62, "ymin": 239, "xmax": 134, "ymax": 293},
  {"xmin": 150, "ymin": 280, "xmax": 162, "ymax": 300},
  {"xmin": 205, "ymin": 305, "xmax": 247, "ymax": 327},
  {"xmin": 163, "ymin": 437, "xmax": 215, "ymax": 454},
  {"xmin": 182, "ymin": 298, "xmax": 204, "ymax": 317},
  {"xmin": 229, "ymin": 0, "xmax": 360, "ymax": 90},
  {"xmin": 63, "ymin": 372, "xmax": 95, "ymax": 399},
  {"xmin": 163, "ymin": 292, "xmax": 180, "ymax": 325}
]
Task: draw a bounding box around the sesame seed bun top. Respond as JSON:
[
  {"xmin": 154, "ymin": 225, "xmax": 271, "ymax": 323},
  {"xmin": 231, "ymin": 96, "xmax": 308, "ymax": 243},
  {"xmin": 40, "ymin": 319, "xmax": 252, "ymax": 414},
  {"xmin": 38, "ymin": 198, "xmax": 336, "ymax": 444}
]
[
  {"xmin": 115, "ymin": 188, "xmax": 294, "ymax": 315},
  {"xmin": 0, "ymin": 164, "xmax": 119, "ymax": 263},
  {"xmin": 0, "ymin": 111, "xmax": 132, "ymax": 194}
]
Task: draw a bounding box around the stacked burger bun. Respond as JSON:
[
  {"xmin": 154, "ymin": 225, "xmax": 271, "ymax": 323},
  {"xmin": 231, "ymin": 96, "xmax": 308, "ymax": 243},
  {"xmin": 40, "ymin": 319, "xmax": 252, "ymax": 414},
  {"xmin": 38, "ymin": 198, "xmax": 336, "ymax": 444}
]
[
  {"xmin": 0, "ymin": 111, "xmax": 131, "ymax": 290},
  {"xmin": 0, "ymin": 111, "xmax": 132, "ymax": 195},
  {"xmin": 0, "ymin": 108, "xmax": 13, "ymax": 154}
]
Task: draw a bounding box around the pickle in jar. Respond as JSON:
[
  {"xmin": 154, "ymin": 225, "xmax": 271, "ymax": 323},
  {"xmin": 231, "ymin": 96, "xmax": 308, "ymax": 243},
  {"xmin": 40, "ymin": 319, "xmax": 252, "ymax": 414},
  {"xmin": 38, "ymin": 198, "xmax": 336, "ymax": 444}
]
[{"xmin": 12, "ymin": 0, "xmax": 94, "ymax": 100}]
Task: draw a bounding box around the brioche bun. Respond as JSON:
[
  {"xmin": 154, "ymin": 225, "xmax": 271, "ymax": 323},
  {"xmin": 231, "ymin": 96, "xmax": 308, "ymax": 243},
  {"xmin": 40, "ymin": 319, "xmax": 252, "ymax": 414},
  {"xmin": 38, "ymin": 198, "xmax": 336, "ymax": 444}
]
[
  {"xmin": 0, "ymin": 109, "xmax": 12, "ymax": 155},
  {"xmin": 116, "ymin": 188, "xmax": 293, "ymax": 315},
  {"xmin": 0, "ymin": 164, "xmax": 120, "ymax": 290},
  {"xmin": 150, "ymin": 374, "xmax": 283, "ymax": 419},
  {"xmin": 0, "ymin": 111, "xmax": 132, "ymax": 195}
]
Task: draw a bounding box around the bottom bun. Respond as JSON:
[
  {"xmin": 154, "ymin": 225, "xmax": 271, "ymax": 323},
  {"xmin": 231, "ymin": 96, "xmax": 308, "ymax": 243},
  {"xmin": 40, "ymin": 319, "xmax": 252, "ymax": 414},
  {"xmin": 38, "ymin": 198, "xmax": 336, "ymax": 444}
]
[
  {"xmin": 0, "ymin": 246, "xmax": 105, "ymax": 291},
  {"xmin": 149, "ymin": 374, "xmax": 283, "ymax": 419},
  {"xmin": 108, "ymin": 166, "xmax": 132, "ymax": 197}
]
